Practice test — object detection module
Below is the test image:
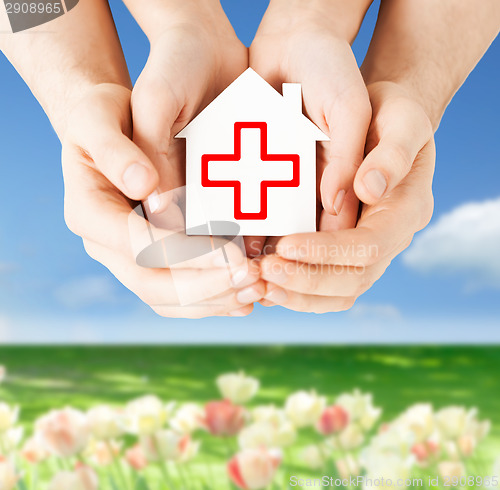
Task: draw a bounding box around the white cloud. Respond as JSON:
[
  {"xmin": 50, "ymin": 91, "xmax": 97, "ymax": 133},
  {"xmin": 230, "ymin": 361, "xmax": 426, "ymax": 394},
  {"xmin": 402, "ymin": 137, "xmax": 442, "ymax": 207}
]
[
  {"xmin": 348, "ymin": 303, "xmax": 403, "ymax": 322},
  {"xmin": 403, "ymin": 197, "xmax": 500, "ymax": 290},
  {"xmin": 54, "ymin": 275, "xmax": 121, "ymax": 309}
]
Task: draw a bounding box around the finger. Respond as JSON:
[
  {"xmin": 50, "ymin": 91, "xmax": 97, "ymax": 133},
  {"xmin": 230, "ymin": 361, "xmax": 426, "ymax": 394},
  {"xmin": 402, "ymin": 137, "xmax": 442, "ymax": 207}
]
[
  {"xmin": 319, "ymin": 85, "xmax": 372, "ymax": 216},
  {"xmin": 152, "ymin": 281, "xmax": 265, "ymax": 319},
  {"xmin": 354, "ymin": 84, "xmax": 433, "ymax": 204},
  {"xmin": 319, "ymin": 188, "xmax": 359, "ymax": 232},
  {"xmin": 277, "ymin": 141, "xmax": 436, "ymax": 266},
  {"xmin": 66, "ymin": 86, "xmax": 159, "ymax": 201},
  {"xmin": 84, "ymin": 240, "xmax": 263, "ymax": 313},
  {"xmin": 261, "ymin": 284, "xmax": 356, "ymax": 314},
  {"xmin": 259, "ymin": 254, "xmax": 390, "ymax": 297},
  {"xmin": 63, "ymin": 147, "xmax": 247, "ymax": 270}
]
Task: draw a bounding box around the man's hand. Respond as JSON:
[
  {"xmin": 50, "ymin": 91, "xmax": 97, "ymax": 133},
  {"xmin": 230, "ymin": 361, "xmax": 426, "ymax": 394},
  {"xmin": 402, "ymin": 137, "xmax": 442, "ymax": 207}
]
[
  {"xmin": 259, "ymin": 82, "xmax": 435, "ymax": 313},
  {"xmin": 62, "ymin": 84, "xmax": 265, "ymax": 318},
  {"xmin": 250, "ymin": 0, "xmax": 373, "ymax": 240}
]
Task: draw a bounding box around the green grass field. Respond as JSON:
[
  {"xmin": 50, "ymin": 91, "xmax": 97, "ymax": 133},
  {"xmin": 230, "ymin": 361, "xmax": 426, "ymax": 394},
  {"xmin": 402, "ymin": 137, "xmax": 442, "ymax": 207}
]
[{"xmin": 0, "ymin": 345, "xmax": 499, "ymax": 488}]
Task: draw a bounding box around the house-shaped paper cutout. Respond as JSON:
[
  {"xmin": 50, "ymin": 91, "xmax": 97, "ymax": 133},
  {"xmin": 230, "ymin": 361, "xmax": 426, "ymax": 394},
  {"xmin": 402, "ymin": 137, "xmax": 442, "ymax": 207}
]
[{"xmin": 176, "ymin": 68, "xmax": 329, "ymax": 236}]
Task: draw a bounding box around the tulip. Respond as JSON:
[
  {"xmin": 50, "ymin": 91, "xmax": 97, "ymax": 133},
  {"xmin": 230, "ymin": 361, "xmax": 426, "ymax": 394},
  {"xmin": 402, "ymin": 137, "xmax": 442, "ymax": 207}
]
[
  {"xmin": 125, "ymin": 444, "xmax": 148, "ymax": 471},
  {"xmin": 86, "ymin": 439, "xmax": 121, "ymax": 466},
  {"xmin": 21, "ymin": 436, "xmax": 49, "ymax": 464},
  {"xmin": 203, "ymin": 400, "xmax": 246, "ymax": 437},
  {"xmin": 0, "ymin": 457, "xmax": 18, "ymax": 490},
  {"xmin": 336, "ymin": 390, "xmax": 381, "ymax": 432},
  {"xmin": 396, "ymin": 404, "xmax": 435, "ymax": 443},
  {"xmin": 336, "ymin": 455, "xmax": 360, "ymax": 479},
  {"xmin": 316, "ymin": 405, "xmax": 349, "ymax": 435},
  {"xmin": 0, "ymin": 427, "xmax": 24, "ymax": 453},
  {"xmin": 216, "ymin": 372, "xmax": 260, "ymax": 404},
  {"xmin": 126, "ymin": 396, "xmax": 173, "ymax": 435},
  {"xmin": 140, "ymin": 430, "xmax": 200, "ymax": 463},
  {"xmin": 300, "ymin": 445, "xmax": 326, "ymax": 470},
  {"xmin": 238, "ymin": 420, "xmax": 295, "ymax": 449},
  {"xmin": 435, "ymin": 407, "xmax": 468, "ymax": 440},
  {"xmin": 35, "ymin": 407, "xmax": 89, "ymax": 457},
  {"xmin": 438, "ymin": 461, "xmax": 466, "ymax": 479},
  {"xmin": 285, "ymin": 391, "xmax": 326, "ymax": 428},
  {"xmin": 170, "ymin": 403, "xmax": 204, "ymax": 434},
  {"xmin": 337, "ymin": 424, "xmax": 365, "ymax": 450},
  {"xmin": 87, "ymin": 405, "xmax": 125, "ymax": 440},
  {"xmin": 48, "ymin": 465, "xmax": 98, "ymax": 490},
  {"xmin": 228, "ymin": 448, "xmax": 281, "ymax": 490},
  {"xmin": 0, "ymin": 404, "xmax": 19, "ymax": 432},
  {"xmin": 411, "ymin": 440, "xmax": 440, "ymax": 464}
]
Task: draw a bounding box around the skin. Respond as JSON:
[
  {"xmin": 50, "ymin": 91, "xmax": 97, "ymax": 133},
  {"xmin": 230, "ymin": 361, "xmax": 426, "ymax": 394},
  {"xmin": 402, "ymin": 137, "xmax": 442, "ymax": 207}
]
[
  {"xmin": 0, "ymin": 0, "xmax": 264, "ymax": 319},
  {"xmin": 259, "ymin": 0, "xmax": 500, "ymax": 313}
]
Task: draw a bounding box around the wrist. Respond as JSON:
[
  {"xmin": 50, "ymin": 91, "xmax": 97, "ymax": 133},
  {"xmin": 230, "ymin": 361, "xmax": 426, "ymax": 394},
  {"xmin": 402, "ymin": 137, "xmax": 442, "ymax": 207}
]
[
  {"xmin": 124, "ymin": 0, "xmax": 234, "ymax": 44},
  {"xmin": 262, "ymin": 0, "xmax": 373, "ymax": 43}
]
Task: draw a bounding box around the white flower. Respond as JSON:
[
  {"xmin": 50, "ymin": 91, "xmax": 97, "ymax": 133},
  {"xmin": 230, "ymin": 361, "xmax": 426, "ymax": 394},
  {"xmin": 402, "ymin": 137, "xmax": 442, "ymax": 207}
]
[
  {"xmin": 21, "ymin": 436, "xmax": 49, "ymax": 464},
  {"xmin": 87, "ymin": 405, "xmax": 125, "ymax": 440},
  {"xmin": 48, "ymin": 465, "xmax": 98, "ymax": 490},
  {"xmin": 285, "ymin": 391, "xmax": 326, "ymax": 428},
  {"xmin": 438, "ymin": 461, "xmax": 466, "ymax": 479},
  {"xmin": 170, "ymin": 403, "xmax": 204, "ymax": 434},
  {"xmin": 0, "ymin": 458, "xmax": 18, "ymax": 490},
  {"xmin": 300, "ymin": 445, "xmax": 326, "ymax": 470},
  {"xmin": 336, "ymin": 390, "xmax": 381, "ymax": 431},
  {"xmin": 395, "ymin": 404, "xmax": 435, "ymax": 443},
  {"xmin": 140, "ymin": 430, "xmax": 199, "ymax": 463},
  {"xmin": 85, "ymin": 439, "xmax": 122, "ymax": 466},
  {"xmin": 336, "ymin": 424, "xmax": 365, "ymax": 450},
  {"xmin": 125, "ymin": 396, "xmax": 174, "ymax": 435},
  {"xmin": 0, "ymin": 404, "xmax": 19, "ymax": 432},
  {"xmin": 35, "ymin": 408, "xmax": 89, "ymax": 458},
  {"xmin": 239, "ymin": 420, "xmax": 296, "ymax": 449},
  {"xmin": 216, "ymin": 372, "xmax": 260, "ymax": 404},
  {"xmin": 0, "ymin": 427, "xmax": 24, "ymax": 453},
  {"xmin": 363, "ymin": 453, "xmax": 413, "ymax": 488},
  {"xmin": 336, "ymin": 455, "xmax": 360, "ymax": 479},
  {"xmin": 435, "ymin": 407, "xmax": 469, "ymax": 440}
]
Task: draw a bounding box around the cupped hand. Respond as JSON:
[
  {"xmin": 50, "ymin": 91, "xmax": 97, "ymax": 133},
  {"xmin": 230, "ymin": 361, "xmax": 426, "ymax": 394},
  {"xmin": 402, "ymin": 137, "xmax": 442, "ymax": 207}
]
[
  {"xmin": 130, "ymin": 12, "xmax": 249, "ymax": 214},
  {"xmin": 62, "ymin": 84, "xmax": 265, "ymax": 318},
  {"xmin": 259, "ymin": 82, "xmax": 435, "ymax": 313},
  {"xmin": 250, "ymin": 2, "xmax": 372, "ymax": 242}
]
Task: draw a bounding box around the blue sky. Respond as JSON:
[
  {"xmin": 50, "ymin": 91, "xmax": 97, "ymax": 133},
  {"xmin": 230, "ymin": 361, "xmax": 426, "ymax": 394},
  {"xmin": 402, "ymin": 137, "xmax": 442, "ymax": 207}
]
[{"xmin": 0, "ymin": 0, "xmax": 499, "ymax": 344}]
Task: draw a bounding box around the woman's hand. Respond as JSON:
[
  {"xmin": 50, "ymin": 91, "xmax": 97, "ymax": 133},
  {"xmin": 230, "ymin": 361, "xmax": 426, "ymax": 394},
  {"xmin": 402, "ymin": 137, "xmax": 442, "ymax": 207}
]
[
  {"xmin": 62, "ymin": 84, "xmax": 265, "ymax": 319},
  {"xmin": 127, "ymin": 1, "xmax": 249, "ymax": 214},
  {"xmin": 259, "ymin": 82, "xmax": 435, "ymax": 313}
]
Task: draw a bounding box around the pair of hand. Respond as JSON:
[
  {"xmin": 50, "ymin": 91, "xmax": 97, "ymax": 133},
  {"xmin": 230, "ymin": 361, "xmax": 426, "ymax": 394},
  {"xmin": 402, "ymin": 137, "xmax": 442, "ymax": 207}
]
[{"xmin": 62, "ymin": 6, "xmax": 435, "ymax": 317}]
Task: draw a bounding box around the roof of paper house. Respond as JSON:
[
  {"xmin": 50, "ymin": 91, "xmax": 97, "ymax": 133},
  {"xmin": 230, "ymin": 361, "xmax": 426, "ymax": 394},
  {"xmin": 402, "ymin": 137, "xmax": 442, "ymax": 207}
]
[{"xmin": 176, "ymin": 68, "xmax": 328, "ymax": 141}]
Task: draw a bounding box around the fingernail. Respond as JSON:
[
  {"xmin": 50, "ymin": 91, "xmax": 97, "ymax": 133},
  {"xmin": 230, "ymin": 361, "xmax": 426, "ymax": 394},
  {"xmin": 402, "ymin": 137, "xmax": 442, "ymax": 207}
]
[
  {"xmin": 363, "ymin": 170, "xmax": 387, "ymax": 199},
  {"xmin": 333, "ymin": 189, "xmax": 346, "ymax": 215},
  {"xmin": 265, "ymin": 287, "xmax": 288, "ymax": 304},
  {"xmin": 231, "ymin": 268, "xmax": 252, "ymax": 288},
  {"xmin": 236, "ymin": 286, "xmax": 262, "ymax": 305},
  {"xmin": 229, "ymin": 308, "xmax": 249, "ymax": 317},
  {"xmin": 123, "ymin": 162, "xmax": 151, "ymax": 197},
  {"xmin": 147, "ymin": 190, "xmax": 161, "ymax": 214},
  {"xmin": 261, "ymin": 262, "xmax": 288, "ymax": 285}
]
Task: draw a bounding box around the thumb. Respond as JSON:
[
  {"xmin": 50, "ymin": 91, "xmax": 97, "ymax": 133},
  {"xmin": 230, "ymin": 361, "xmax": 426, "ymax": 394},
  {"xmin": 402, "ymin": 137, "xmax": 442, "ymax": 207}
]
[
  {"xmin": 354, "ymin": 87, "xmax": 433, "ymax": 205},
  {"xmin": 67, "ymin": 86, "xmax": 160, "ymax": 202}
]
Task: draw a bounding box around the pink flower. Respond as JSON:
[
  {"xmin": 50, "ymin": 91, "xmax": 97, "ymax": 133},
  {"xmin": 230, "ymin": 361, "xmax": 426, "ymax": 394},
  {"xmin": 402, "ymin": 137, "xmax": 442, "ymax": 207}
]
[
  {"xmin": 316, "ymin": 405, "xmax": 349, "ymax": 435},
  {"xmin": 35, "ymin": 408, "xmax": 89, "ymax": 457},
  {"xmin": 411, "ymin": 440, "xmax": 440, "ymax": 464},
  {"xmin": 125, "ymin": 444, "xmax": 148, "ymax": 471},
  {"xmin": 203, "ymin": 400, "xmax": 246, "ymax": 437},
  {"xmin": 228, "ymin": 448, "xmax": 281, "ymax": 490}
]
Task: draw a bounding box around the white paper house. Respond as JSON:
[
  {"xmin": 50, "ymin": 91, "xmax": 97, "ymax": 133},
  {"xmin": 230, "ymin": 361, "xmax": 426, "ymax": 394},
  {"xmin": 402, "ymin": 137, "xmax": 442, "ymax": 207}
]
[{"xmin": 176, "ymin": 68, "xmax": 328, "ymax": 236}]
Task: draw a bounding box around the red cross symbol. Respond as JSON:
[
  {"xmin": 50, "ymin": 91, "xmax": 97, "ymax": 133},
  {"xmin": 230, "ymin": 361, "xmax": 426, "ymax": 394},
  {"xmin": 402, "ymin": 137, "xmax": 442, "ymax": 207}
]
[{"xmin": 201, "ymin": 122, "xmax": 300, "ymax": 220}]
